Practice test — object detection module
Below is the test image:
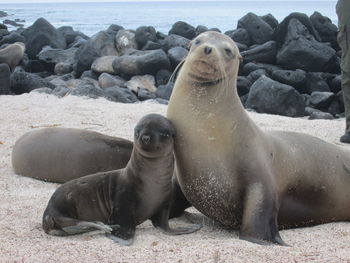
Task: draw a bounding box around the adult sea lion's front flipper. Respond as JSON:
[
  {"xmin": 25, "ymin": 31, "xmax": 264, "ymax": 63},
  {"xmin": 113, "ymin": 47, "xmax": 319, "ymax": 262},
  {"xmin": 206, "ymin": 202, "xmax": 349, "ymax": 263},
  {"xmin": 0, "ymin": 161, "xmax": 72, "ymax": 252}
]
[{"xmin": 151, "ymin": 206, "xmax": 202, "ymax": 235}]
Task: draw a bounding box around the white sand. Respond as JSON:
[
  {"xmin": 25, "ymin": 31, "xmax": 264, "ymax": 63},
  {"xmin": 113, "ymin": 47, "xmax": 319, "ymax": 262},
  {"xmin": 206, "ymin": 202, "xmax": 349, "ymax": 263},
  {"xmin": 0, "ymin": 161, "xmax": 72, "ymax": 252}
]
[{"xmin": 1, "ymin": 93, "xmax": 350, "ymax": 263}]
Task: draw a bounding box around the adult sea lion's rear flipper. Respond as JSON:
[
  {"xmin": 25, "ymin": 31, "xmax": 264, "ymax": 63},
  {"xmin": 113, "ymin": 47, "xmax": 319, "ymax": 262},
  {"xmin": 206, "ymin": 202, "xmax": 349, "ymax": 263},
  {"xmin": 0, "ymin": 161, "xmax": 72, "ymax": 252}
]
[{"xmin": 151, "ymin": 206, "xmax": 203, "ymax": 235}]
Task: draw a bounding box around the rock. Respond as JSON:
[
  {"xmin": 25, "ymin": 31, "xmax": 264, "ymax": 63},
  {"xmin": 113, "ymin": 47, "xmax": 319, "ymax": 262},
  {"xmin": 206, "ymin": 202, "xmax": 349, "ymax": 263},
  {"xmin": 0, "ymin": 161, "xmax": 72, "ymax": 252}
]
[
  {"xmin": 112, "ymin": 49, "xmax": 170, "ymax": 77},
  {"xmin": 0, "ymin": 32, "xmax": 25, "ymax": 45},
  {"xmin": 331, "ymin": 75, "xmax": 341, "ymax": 93},
  {"xmin": 276, "ymin": 18, "xmax": 336, "ymax": 72},
  {"xmin": 69, "ymin": 78, "xmax": 106, "ymax": 99},
  {"xmin": 156, "ymin": 31, "xmax": 167, "ymax": 40},
  {"xmin": 91, "ymin": 56, "xmax": 118, "ymax": 74},
  {"xmin": 156, "ymin": 69, "xmax": 172, "ymax": 86},
  {"xmin": 196, "ymin": 25, "xmax": 208, "ymax": 36},
  {"xmin": 168, "ymin": 21, "xmax": 196, "ymax": 40},
  {"xmin": 305, "ymin": 73, "xmax": 331, "ymax": 94},
  {"xmin": 274, "ymin": 12, "xmax": 321, "ymax": 48},
  {"xmin": 309, "ymin": 91, "xmax": 335, "ymax": 109},
  {"xmin": 80, "ymin": 70, "xmax": 99, "ymax": 80},
  {"xmin": 328, "ymin": 98, "xmax": 344, "ymax": 116},
  {"xmin": 241, "ymin": 40, "xmax": 276, "ymax": 64},
  {"xmin": 104, "ymin": 86, "xmax": 138, "ymax": 103},
  {"xmin": 142, "ymin": 41, "xmax": 161, "ymax": 50},
  {"xmin": 237, "ymin": 12, "xmax": 274, "ymax": 45},
  {"xmin": 3, "ymin": 19, "xmax": 23, "ymax": 27},
  {"xmin": 309, "ymin": 111, "xmax": 334, "ymax": 120},
  {"xmin": 37, "ymin": 46, "xmax": 77, "ymax": 65},
  {"xmin": 11, "ymin": 71, "xmax": 55, "ymax": 94},
  {"xmin": 271, "ymin": 69, "xmax": 307, "ymax": 93},
  {"xmin": 0, "ymin": 11, "xmax": 8, "ymax": 18},
  {"xmin": 310, "ymin": 11, "xmax": 338, "ymax": 49},
  {"xmin": 137, "ymin": 88, "xmax": 157, "ymax": 101},
  {"xmin": 54, "ymin": 63, "xmax": 73, "ymax": 75},
  {"xmin": 237, "ymin": 76, "xmax": 252, "ymax": 96},
  {"xmin": 52, "ymin": 86, "xmax": 70, "ymax": 97},
  {"xmin": 167, "ymin": 47, "xmax": 188, "ymax": 69},
  {"xmin": 242, "ymin": 62, "xmax": 282, "ymax": 75},
  {"xmin": 135, "ymin": 26, "xmax": 157, "ymax": 49},
  {"xmin": 21, "ymin": 18, "xmax": 67, "ymax": 59},
  {"xmin": 260, "ymin": 14, "xmax": 279, "ymax": 30},
  {"xmin": 305, "ymin": 106, "xmax": 322, "ymax": 116},
  {"xmin": 126, "ymin": 75, "xmax": 156, "ymax": 93},
  {"xmin": 24, "ymin": 60, "xmax": 47, "ymax": 73},
  {"xmin": 106, "ymin": 24, "xmax": 124, "ymax": 34},
  {"xmin": 247, "ymin": 69, "xmax": 268, "ymax": 83},
  {"xmin": 98, "ymin": 73, "xmax": 126, "ymax": 89},
  {"xmin": 246, "ymin": 75, "xmax": 305, "ymax": 117},
  {"xmin": 30, "ymin": 87, "xmax": 53, "ymax": 95},
  {"xmin": 156, "ymin": 82, "xmax": 174, "ymax": 100},
  {"xmin": 0, "ymin": 63, "xmax": 11, "ymax": 95},
  {"xmin": 160, "ymin": 34, "xmax": 190, "ymax": 51},
  {"xmin": 115, "ymin": 29, "xmax": 137, "ymax": 55},
  {"xmin": 0, "ymin": 23, "xmax": 7, "ymax": 30},
  {"xmin": 57, "ymin": 26, "xmax": 89, "ymax": 46},
  {"xmin": 226, "ymin": 28, "xmax": 250, "ymax": 46}
]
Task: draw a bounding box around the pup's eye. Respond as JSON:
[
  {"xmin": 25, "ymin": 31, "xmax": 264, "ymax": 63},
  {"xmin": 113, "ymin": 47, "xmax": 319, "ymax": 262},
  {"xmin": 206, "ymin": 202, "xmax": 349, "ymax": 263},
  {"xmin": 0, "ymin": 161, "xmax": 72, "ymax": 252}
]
[
  {"xmin": 160, "ymin": 132, "xmax": 170, "ymax": 138},
  {"xmin": 194, "ymin": 39, "xmax": 201, "ymax": 45},
  {"xmin": 225, "ymin": 48, "xmax": 233, "ymax": 57},
  {"xmin": 134, "ymin": 130, "xmax": 140, "ymax": 137}
]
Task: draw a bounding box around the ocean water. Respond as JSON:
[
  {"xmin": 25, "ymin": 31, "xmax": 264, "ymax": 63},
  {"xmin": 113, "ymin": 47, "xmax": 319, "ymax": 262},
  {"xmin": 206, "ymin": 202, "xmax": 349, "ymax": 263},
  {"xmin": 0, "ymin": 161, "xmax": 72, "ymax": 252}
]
[{"xmin": 1, "ymin": 1, "xmax": 338, "ymax": 36}]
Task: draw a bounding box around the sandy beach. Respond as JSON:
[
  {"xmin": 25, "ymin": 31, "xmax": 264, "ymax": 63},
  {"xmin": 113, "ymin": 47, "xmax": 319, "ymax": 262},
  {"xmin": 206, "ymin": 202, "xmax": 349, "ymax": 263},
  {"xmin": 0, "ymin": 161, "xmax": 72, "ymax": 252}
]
[{"xmin": 1, "ymin": 93, "xmax": 350, "ymax": 263}]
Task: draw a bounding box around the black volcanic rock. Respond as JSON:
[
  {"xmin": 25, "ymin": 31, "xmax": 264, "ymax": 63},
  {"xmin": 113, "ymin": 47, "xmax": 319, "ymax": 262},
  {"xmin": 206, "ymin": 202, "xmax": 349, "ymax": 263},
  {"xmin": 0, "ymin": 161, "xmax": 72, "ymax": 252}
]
[
  {"xmin": 160, "ymin": 34, "xmax": 190, "ymax": 51},
  {"xmin": 238, "ymin": 12, "xmax": 274, "ymax": 45},
  {"xmin": 11, "ymin": 70, "xmax": 55, "ymax": 94},
  {"xmin": 241, "ymin": 40, "xmax": 277, "ymax": 64},
  {"xmin": 260, "ymin": 14, "xmax": 279, "ymax": 30},
  {"xmin": 0, "ymin": 63, "xmax": 11, "ymax": 95},
  {"xmin": 167, "ymin": 47, "xmax": 188, "ymax": 69},
  {"xmin": 135, "ymin": 26, "xmax": 157, "ymax": 49},
  {"xmin": 271, "ymin": 69, "xmax": 307, "ymax": 93},
  {"xmin": 21, "ymin": 18, "xmax": 67, "ymax": 59},
  {"xmin": 246, "ymin": 75, "xmax": 305, "ymax": 117},
  {"xmin": 310, "ymin": 11, "xmax": 338, "ymax": 49},
  {"xmin": 112, "ymin": 49, "xmax": 171, "ymax": 78},
  {"xmin": 226, "ymin": 28, "xmax": 250, "ymax": 46},
  {"xmin": 276, "ymin": 18, "xmax": 336, "ymax": 72},
  {"xmin": 169, "ymin": 21, "xmax": 196, "ymax": 40}
]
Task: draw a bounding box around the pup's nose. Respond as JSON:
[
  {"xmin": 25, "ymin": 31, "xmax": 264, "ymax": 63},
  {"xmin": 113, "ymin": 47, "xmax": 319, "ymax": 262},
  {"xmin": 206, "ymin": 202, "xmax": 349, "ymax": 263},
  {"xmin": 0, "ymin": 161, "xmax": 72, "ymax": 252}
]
[
  {"xmin": 141, "ymin": 135, "xmax": 151, "ymax": 144},
  {"xmin": 204, "ymin": 46, "xmax": 212, "ymax": 55}
]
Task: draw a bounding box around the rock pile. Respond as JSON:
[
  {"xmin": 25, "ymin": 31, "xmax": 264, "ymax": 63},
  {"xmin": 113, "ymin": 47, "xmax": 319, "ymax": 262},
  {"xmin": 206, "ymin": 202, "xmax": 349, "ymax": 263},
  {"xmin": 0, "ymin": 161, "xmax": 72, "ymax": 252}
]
[{"xmin": 0, "ymin": 12, "xmax": 343, "ymax": 119}]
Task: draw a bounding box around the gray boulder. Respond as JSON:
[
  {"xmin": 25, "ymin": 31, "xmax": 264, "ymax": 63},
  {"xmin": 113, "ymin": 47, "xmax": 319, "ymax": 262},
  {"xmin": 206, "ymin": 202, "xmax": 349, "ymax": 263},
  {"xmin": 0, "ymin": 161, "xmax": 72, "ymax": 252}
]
[
  {"xmin": 237, "ymin": 13, "xmax": 274, "ymax": 45},
  {"xmin": 104, "ymin": 86, "xmax": 138, "ymax": 103},
  {"xmin": 112, "ymin": 49, "xmax": 171, "ymax": 77},
  {"xmin": 226, "ymin": 28, "xmax": 250, "ymax": 46},
  {"xmin": 167, "ymin": 47, "xmax": 188, "ymax": 69},
  {"xmin": 271, "ymin": 69, "xmax": 307, "ymax": 93},
  {"xmin": 276, "ymin": 18, "xmax": 336, "ymax": 72},
  {"xmin": 310, "ymin": 11, "xmax": 338, "ymax": 49},
  {"xmin": 246, "ymin": 75, "xmax": 305, "ymax": 117},
  {"xmin": 11, "ymin": 70, "xmax": 55, "ymax": 94},
  {"xmin": 98, "ymin": 73, "xmax": 126, "ymax": 89},
  {"xmin": 0, "ymin": 63, "xmax": 11, "ymax": 94},
  {"xmin": 135, "ymin": 26, "xmax": 157, "ymax": 49},
  {"xmin": 160, "ymin": 34, "xmax": 190, "ymax": 51},
  {"xmin": 168, "ymin": 21, "xmax": 196, "ymax": 40},
  {"xmin": 91, "ymin": 56, "xmax": 118, "ymax": 74},
  {"xmin": 38, "ymin": 46, "xmax": 77, "ymax": 65},
  {"xmin": 156, "ymin": 82, "xmax": 174, "ymax": 100},
  {"xmin": 21, "ymin": 18, "xmax": 66, "ymax": 59},
  {"xmin": 241, "ymin": 41, "xmax": 277, "ymax": 64},
  {"xmin": 115, "ymin": 30, "xmax": 137, "ymax": 55},
  {"xmin": 309, "ymin": 91, "xmax": 335, "ymax": 109}
]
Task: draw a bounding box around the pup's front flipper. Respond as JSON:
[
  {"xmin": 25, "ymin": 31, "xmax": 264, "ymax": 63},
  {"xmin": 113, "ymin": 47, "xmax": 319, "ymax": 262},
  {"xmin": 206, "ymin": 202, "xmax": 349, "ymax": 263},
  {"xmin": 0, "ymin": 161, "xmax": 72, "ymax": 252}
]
[{"xmin": 105, "ymin": 225, "xmax": 135, "ymax": 246}]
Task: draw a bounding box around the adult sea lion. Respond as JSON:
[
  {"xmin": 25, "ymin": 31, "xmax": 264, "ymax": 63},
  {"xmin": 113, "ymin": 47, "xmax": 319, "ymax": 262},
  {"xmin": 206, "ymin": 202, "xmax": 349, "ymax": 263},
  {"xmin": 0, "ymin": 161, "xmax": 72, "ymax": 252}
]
[
  {"xmin": 42, "ymin": 114, "xmax": 201, "ymax": 245},
  {"xmin": 0, "ymin": 42, "xmax": 25, "ymax": 71},
  {"xmin": 12, "ymin": 127, "xmax": 133, "ymax": 183},
  {"xmin": 167, "ymin": 31, "xmax": 350, "ymax": 245}
]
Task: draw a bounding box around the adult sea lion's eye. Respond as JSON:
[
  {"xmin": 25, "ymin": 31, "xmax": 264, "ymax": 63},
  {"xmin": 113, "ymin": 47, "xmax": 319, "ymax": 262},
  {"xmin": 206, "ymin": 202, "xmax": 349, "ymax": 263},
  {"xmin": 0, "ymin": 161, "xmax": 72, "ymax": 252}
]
[{"xmin": 225, "ymin": 48, "xmax": 233, "ymax": 57}]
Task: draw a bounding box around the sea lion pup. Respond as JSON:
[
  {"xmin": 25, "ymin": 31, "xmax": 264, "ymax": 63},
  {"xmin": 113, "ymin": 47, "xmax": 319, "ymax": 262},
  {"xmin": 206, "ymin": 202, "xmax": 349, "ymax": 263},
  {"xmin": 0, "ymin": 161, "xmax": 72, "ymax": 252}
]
[
  {"xmin": 12, "ymin": 127, "xmax": 133, "ymax": 183},
  {"xmin": 167, "ymin": 31, "xmax": 350, "ymax": 245},
  {"xmin": 12, "ymin": 127, "xmax": 191, "ymax": 218},
  {"xmin": 42, "ymin": 114, "xmax": 201, "ymax": 245},
  {"xmin": 0, "ymin": 42, "xmax": 25, "ymax": 71}
]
